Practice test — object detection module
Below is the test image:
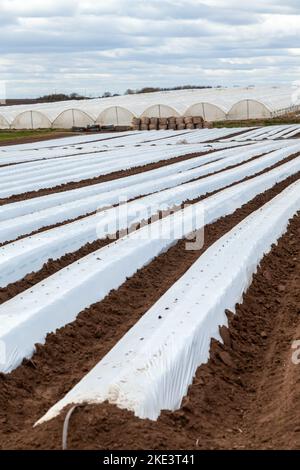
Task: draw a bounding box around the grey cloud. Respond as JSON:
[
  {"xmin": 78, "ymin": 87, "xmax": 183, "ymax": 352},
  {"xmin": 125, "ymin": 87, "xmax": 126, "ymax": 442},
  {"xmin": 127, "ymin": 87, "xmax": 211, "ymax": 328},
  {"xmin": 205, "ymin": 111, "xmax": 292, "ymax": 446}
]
[{"xmin": 0, "ymin": 0, "xmax": 298, "ymax": 97}]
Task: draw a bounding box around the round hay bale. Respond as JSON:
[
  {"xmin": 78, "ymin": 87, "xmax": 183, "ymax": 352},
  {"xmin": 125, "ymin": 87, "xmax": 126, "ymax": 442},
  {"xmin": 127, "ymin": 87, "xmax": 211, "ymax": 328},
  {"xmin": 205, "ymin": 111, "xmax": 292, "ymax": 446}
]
[
  {"xmin": 192, "ymin": 116, "xmax": 203, "ymax": 125},
  {"xmin": 175, "ymin": 117, "xmax": 184, "ymax": 125},
  {"xmin": 186, "ymin": 123, "xmax": 195, "ymax": 130},
  {"xmin": 132, "ymin": 117, "xmax": 141, "ymax": 125},
  {"xmin": 184, "ymin": 116, "xmax": 193, "ymax": 124},
  {"xmin": 140, "ymin": 124, "xmax": 149, "ymax": 131},
  {"xmin": 150, "ymin": 117, "xmax": 158, "ymax": 124},
  {"xmin": 203, "ymin": 121, "xmax": 213, "ymax": 129},
  {"xmin": 159, "ymin": 117, "xmax": 168, "ymax": 125},
  {"xmin": 176, "ymin": 123, "xmax": 186, "ymax": 130},
  {"xmin": 149, "ymin": 117, "xmax": 158, "ymax": 130},
  {"xmin": 141, "ymin": 116, "xmax": 150, "ymax": 125}
]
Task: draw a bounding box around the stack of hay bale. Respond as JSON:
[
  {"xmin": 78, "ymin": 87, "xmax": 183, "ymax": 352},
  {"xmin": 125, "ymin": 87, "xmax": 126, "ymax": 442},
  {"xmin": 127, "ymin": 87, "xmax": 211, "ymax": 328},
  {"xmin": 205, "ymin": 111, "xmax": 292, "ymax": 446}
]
[
  {"xmin": 131, "ymin": 116, "xmax": 207, "ymax": 131},
  {"xmin": 149, "ymin": 117, "xmax": 158, "ymax": 130},
  {"xmin": 193, "ymin": 116, "xmax": 204, "ymax": 128},
  {"xmin": 158, "ymin": 117, "xmax": 168, "ymax": 130},
  {"xmin": 168, "ymin": 116, "xmax": 177, "ymax": 130},
  {"xmin": 184, "ymin": 116, "xmax": 194, "ymax": 129},
  {"xmin": 132, "ymin": 117, "xmax": 141, "ymax": 131},
  {"xmin": 140, "ymin": 116, "xmax": 150, "ymax": 131},
  {"xmin": 175, "ymin": 117, "xmax": 186, "ymax": 130}
]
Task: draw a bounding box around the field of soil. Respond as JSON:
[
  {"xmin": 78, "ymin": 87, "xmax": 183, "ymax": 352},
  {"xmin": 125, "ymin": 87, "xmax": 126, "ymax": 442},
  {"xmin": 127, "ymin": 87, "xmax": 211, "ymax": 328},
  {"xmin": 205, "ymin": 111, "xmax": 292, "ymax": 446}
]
[{"xmin": 0, "ymin": 126, "xmax": 299, "ymax": 450}]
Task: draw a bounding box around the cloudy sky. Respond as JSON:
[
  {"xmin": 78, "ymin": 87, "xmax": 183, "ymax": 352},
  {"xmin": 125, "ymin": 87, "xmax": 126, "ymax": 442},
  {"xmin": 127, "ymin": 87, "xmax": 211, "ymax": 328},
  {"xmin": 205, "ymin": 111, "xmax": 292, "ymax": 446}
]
[{"xmin": 0, "ymin": 0, "xmax": 299, "ymax": 98}]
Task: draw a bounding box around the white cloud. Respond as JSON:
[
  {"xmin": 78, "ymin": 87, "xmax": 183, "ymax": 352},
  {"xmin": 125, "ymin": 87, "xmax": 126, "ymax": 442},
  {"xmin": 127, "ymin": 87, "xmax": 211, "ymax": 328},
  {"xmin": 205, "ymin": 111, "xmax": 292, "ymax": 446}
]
[
  {"xmin": 0, "ymin": 0, "xmax": 298, "ymax": 97},
  {"xmin": 0, "ymin": 0, "xmax": 77, "ymax": 17}
]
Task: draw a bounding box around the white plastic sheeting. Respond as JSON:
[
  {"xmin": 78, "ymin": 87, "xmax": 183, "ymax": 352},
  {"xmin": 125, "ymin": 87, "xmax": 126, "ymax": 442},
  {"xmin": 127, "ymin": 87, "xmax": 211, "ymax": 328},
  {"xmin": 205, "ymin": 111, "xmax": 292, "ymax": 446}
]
[
  {"xmin": 0, "ymin": 143, "xmax": 227, "ymax": 198},
  {"xmin": 0, "ymin": 142, "xmax": 254, "ymax": 198},
  {"xmin": 0, "ymin": 141, "xmax": 287, "ymax": 235},
  {"xmin": 36, "ymin": 179, "xmax": 300, "ymax": 424},
  {"xmin": 0, "ymin": 149, "xmax": 299, "ymax": 288},
  {"xmin": 0, "ymin": 143, "xmax": 250, "ymax": 223},
  {"xmin": 227, "ymin": 127, "xmax": 281, "ymax": 142},
  {"xmin": 0, "ymin": 131, "xmax": 139, "ymax": 154},
  {"xmin": 0, "ymin": 131, "xmax": 248, "ymax": 175},
  {"xmin": 0, "ymin": 128, "xmax": 250, "ymax": 167},
  {"xmin": 0, "ymin": 130, "xmax": 177, "ymax": 166},
  {"xmin": 267, "ymin": 125, "xmax": 300, "ymax": 140},
  {"xmin": 283, "ymin": 127, "xmax": 300, "ymax": 139},
  {"xmin": 0, "ymin": 160, "xmax": 299, "ymax": 375},
  {"xmin": 227, "ymin": 125, "xmax": 300, "ymax": 142},
  {"xmin": 138, "ymin": 128, "xmax": 250, "ymax": 144}
]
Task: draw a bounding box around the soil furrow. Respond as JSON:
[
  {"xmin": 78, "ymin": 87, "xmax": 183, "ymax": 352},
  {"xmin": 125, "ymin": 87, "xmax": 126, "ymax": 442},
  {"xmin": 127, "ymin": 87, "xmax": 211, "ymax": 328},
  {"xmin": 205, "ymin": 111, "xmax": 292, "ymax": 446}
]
[
  {"xmin": 0, "ymin": 157, "xmax": 299, "ymax": 308},
  {"xmin": 0, "ymin": 151, "xmax": 215, "ymax": 205},
  {"xmin": 0, "ymin": 132, "xmax": 75, "ymax": 148},
  {"xmin": 206, "ymin": 127, "xmax": 257, "ymax": 142},
  {"xmin": 0, "ymin": 150, "xmax": 271, "ymax": 247},
  {"xmin": 0, "ymin": 130, "xmax": 192, "ymax": 168},
  {"xmin": 0, "ymin": 174, "xmax": 299, "ymax": 449},
  {"xmin": 9, "ymin": 210, "xmax": 299, "ymax": 451}
]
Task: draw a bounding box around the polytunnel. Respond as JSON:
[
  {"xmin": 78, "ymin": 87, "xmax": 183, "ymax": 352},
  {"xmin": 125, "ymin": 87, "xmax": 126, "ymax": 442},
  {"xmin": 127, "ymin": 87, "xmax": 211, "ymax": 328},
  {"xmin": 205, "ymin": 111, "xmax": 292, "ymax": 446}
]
[
  {"xmin": 141, "ymin": 104, "xmax": 180, "ymax": 118},
  {"xmin": 0, "ymin": 113, "xmax": 10, "ymax": 129},
  {"xmin": 0, "ymin": 86, "xmax": 297, "ymax": 129},
  {"xmin": 185, "ymin": 102, "xmax": 226, "ymax": 121},
  {"xmin": 96, "ymin": 106, "xmax": 135, "ymax": 127},
  {"xmin": 227, "ymin": 100, "xmax": 271, "ymax": 120},
  {"xmin": 52, "ymin": 109, "xmax": 94, "ymax": 129},
  {"xmin": 11, "ymin": 110, "xmax": 51, "ymax": 129}
]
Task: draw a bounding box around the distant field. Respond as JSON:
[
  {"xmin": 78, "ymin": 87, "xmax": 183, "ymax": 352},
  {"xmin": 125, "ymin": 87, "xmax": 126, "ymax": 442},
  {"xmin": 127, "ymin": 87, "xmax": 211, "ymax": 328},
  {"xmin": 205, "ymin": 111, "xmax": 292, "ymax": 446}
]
[
  {"xmin": 0, "ymin": 129, "xmax": 74, "ymax": 145},
  {"xmin": 0, "ymin": 126, "xmax": 299, "ymax": 450},
  {"xmin": 213, "ymin": 113, "xmax": 300, "ymax": 128},
  {"xmin": 1, "ymin": 114, "xmax": 300, "ymax": 145}
]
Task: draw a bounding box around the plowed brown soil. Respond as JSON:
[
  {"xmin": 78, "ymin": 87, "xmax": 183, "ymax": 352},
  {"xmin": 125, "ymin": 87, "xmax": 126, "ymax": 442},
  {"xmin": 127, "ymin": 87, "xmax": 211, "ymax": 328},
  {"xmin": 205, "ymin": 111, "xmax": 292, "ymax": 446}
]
[
  {"xmin": 0, "ymin": 162, "xmax": 299, "ymax": 306},
  {"xmin": 9, "ymin": 211, "xmax": 299, "ymax": 451},
  {"xmin": 0, "ymin": 176, "xmax": 299, "ymax": 449},
  {"xmin": 0, "ymin": 131, "xmax": 138, "ymax": 149},
  {"xmin": 0, "ymin": 132, "xmax": 75, "ymax": 147},
  {"xmin": 51, "ymin": 212, "xmax": 298, "ymax": 451}
]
